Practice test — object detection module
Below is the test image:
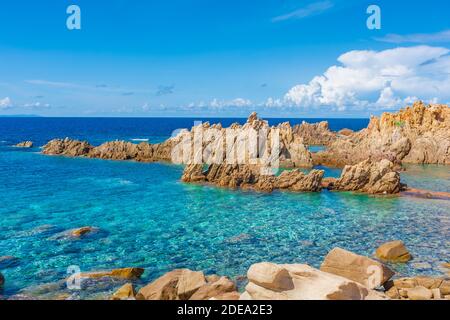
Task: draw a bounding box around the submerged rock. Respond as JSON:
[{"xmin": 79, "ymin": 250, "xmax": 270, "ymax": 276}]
[
  {"xmin": 79, "ymin": 267, "xmax": 144, "ymax": 280},
  {"xmin": 320, "ymin": 247, "xmax": 394, "ymax": 289},
  {"xmin": 375, "ymin": 240, "xmax": 412, "ymax": 263},
  {"xmin": 330, "ymin": 159, "xmax": 402, "ymax": 194},
  {"xmin": 69, "ymin": 226, "xmax": 99, "ymax": 238},
  {"xmin": 14, "ymin": 141, "xmax": 33, "ymax": 148}
]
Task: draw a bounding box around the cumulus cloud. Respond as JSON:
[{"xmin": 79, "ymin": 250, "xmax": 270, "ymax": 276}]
[
  {"xmin": 0, "ymin": 97, "xmax": 13, "ymax": 109},
  {"xmin": 280, "ymin": 46, "xmax": 450, "ymax": 111}
]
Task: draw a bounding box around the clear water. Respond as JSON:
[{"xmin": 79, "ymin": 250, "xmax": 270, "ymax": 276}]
[{"xmin": 0, "ymin": 117, "xmax": 448, "ymax": 299}]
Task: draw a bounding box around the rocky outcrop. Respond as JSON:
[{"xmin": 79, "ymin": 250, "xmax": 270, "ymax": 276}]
[
  {"xmin": 241, "ymin": 262, "xmax": 385, "ymax": 300},
  {"xmin": 293, "ymin": 121, "xmax": 337, "ymax": 146},
  {"xmin": 314, "ymin": 102, "xmax": 450, "ymax": 167},
  {"xmin": 320, "ymin": 247, "xmax": 394, "ymax": 289},
  {"xmin": 375, "ymin": 240, "xmax": 412, "ymax": 263},
  {"xmin": 136, "ymin": 269, "xmax": 238, "ymax": 300},
  {"xmin": 43, "ymin": 138, "xmax": 93, "ymax": 157},
  {"xmin": 181, "ymin": 163, "xmax": 324, "ymax": 193},
  {"xmin": 69, "ymin": 226, "xmax": 98, "ymax": 238},
  {"xmin": 14, "ymin": 141, "xmax": 33, "ymax": 148},
  {"xmin": 328, "ymin": 159, "xmax": 403, "ymax": 194}
]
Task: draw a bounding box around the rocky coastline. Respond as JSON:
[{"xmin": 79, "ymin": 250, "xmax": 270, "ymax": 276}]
[
  {"xmin": 2, "ymin": 242, "xmax": 449, "ymax": 300},
  {"xmin": 4, "ymin": 101, "xmax": 448, "ymax": 300}
]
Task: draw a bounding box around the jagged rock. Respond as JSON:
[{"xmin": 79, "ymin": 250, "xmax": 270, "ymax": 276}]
[
  {"xmin": 190, "ymin": 276, "xmax": 237, "ymax": 300},
  {"xmin": 375, "ymin": 240, "xmax": 412, "ymax": 263},
  {"xmin": 181, "ymin": 164, "xmax": 206, "ymax": 182},
  {"xmin": 276, "ymin": 169, "xmax": 324, "ymax": 192},
  {"xmin": 320, "ymin": 247, "xmax": 394, "ymax": 289},
  {"xmin": 111, "ymin": 283, "xmax": 136, "ymax": 300},
  {"xmin": 314, "ymin": 102, "xmax": 450, "ymax": 167},
  {"xmin": 407, "ymin": 286, "xmax": 433, "ymax": 300},
  {"xmin": 79, "ymin": 267, "xmax": 144, "ymax": 280},
  {"xmin": 242, "ymin": 262, "xmax": 383, "ymax": 300},
  {"xmin": 43, "ymin": 138, "xmax": 93, "ymax": 157},
  {"xmin": 182, "ymin": 163, "xmax": 324, "ymax": 193},
  {"xmin": 293, "ymin": 121, "xmax": 337, "ymax": 146},
  {"xmin": 137, "ymin": 269, "xmax": 183, "ymax": 300},
  {"xmin": 14, "ymin": 141, "xmax": 33, "ymax": 148},
  {"xmin": 331, "ymin": 159, "xmax": 402, "ymax": 194},
  {"xmin": 338, "ymin": 129, "xmax": 354, "ymax": 136}
]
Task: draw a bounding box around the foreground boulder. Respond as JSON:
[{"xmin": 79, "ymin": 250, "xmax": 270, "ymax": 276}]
[
  {"xmin": 137, "ymin": 269, "xmax": 238, "ymax": 300},
  {"xmin": 241, "ymin": 262, "xmax": 386, "ymax": 300},
  {"xmin": 375, "ymin": 240, "xmax": 412, "ymax": 263},
  {"xmin": 328, "ymin": 159, "xmax": 402, "ymax": 194},
  {"xmin": 320, "ymin": 247, "xmax": 394, "ymax": 289},
  {"xmin": 111, "ymin": 283, "xmax": 136, "ymax": 300},
  {"xmin": 385, "ymin": 277, "xmax": 449, "ymax": 300},
  {"xmin": 14, "ymin": 141, "xmax": 33, "ymax": 148}
]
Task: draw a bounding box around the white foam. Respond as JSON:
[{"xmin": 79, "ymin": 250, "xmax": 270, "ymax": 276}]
[{"xmin": 131, "ymin": 138, "xmax": 149, "ymax": 142}]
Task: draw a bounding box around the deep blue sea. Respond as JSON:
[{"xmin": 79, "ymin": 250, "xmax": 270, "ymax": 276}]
[{"xmin": 0, "ymin": 117, "xmax": 449, "ymax": 299}]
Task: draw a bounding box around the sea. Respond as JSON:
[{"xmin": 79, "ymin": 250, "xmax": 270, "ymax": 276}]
[{"xmin": 0, "ymin": 117, "xmax": 449, "ymax": 299}]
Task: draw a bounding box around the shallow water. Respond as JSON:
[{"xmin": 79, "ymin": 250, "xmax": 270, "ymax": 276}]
[{"xmin": 0, "ymin": 118, "xmax": 448, "ymax": 298}]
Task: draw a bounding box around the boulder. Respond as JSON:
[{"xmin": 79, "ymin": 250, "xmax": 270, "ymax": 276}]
[
  {"xmin": 242, "ymin": 263, "xmax": 381, "ymax": 300},
  {"xmin": 80, "ymin": 267, "xmax": 144, "ymax": 280},
  {"xmin": 190, "ymin": 276, "xmax": 237, "ymax": 300},
  {"xmin": 375, "ymin": 240, "xmax": 412, "ymax": 263},
  {"xmin": 407, "ymin": 286, "xmax": 433, "ymax": 300},
  {"xmin": 137, "ymin": 269, "xmax": 183, "ymax": 300},
  {"xmin": 320, "ymin": 247, "xmax": 394, "ymax": 289},
  {"xmin": 14, "ymin": 141, "xmax": 33, "ymax": 148},
  {"xmin": 177, "ymin": 270, "xmax": 206, "ymax": 300},
  {"xmin": 111, "ymin": 283, "xmax": 136, "ymax": 300}
]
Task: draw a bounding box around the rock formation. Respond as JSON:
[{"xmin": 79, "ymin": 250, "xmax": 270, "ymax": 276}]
[
  {"xmin": 327, "ymin": 159, "xmax": 403, "ymax": 194},
  {"xmin": 375, "ymin": 240, "xmax": 412, "ymax": 263},
  {"xmin": 320, "ymin": 247, "xmax": 394, "ymax": 289},
  {"xmin": 14, "ymin": 141, "xmax": 33, "ymax": 148},
  {"xmin": 181, "ymin": 163, "xmax": 324, "ymax": 193},
  {"xmin": 43, "ymin": 138, "xmax": 93, "ymax": 157},
  {"xmin": 384, "ymin": 277, "xmax": 449, "ymax": 300},
  {"xmin": 292, "ymin": 121, "xmax": 337, "ymax": 146},
  {"xmin": 78, "ymin": 267, "xmax": 144, "ymax": 280},
  {"xmin": 111, "ymin": 283, "xmax": 136, "ymax": 300},
  {"xmin": 314, "ymin": 102, "xmax": 450, "ymax": 167},
  {"xmin": 240, "ymin": 262, "xmax": 386, "ymax": 300},
  {"xmin": 136, "ymin": 269, "xmax": 238, "ymax": 300}
]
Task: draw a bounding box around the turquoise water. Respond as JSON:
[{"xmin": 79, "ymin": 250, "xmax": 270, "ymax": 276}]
[{"xmin": 0, "ymin": 118, "xmax": 449, "ymax": 299}]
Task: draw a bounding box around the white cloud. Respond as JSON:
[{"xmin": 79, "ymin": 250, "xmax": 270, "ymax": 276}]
[
  {"xmin": 23, "ymin": 102, "xmax": 51, "ymax": 109},
  {"xmin": 272, "ymin": 1, "xmax": 334, "ymax": 22},
  {"xmin": 0, "ymin": 97, "xmax": 13, "ymax": 109},
  {"xmin": 376, "ymin": 30, "xmax": 450, "ymax": 44},
  {"xmin": 280, "ymin": 46, "xmax": 450, "ymax": 110},
  {"xmin": 188, "ymin": 98, "xmax": 252, "ymax": 110}
]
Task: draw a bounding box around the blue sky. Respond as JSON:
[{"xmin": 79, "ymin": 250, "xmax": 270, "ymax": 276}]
[{"xmin": 0, "ymin": 0, "xmax": 449, "ymax": 117}]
